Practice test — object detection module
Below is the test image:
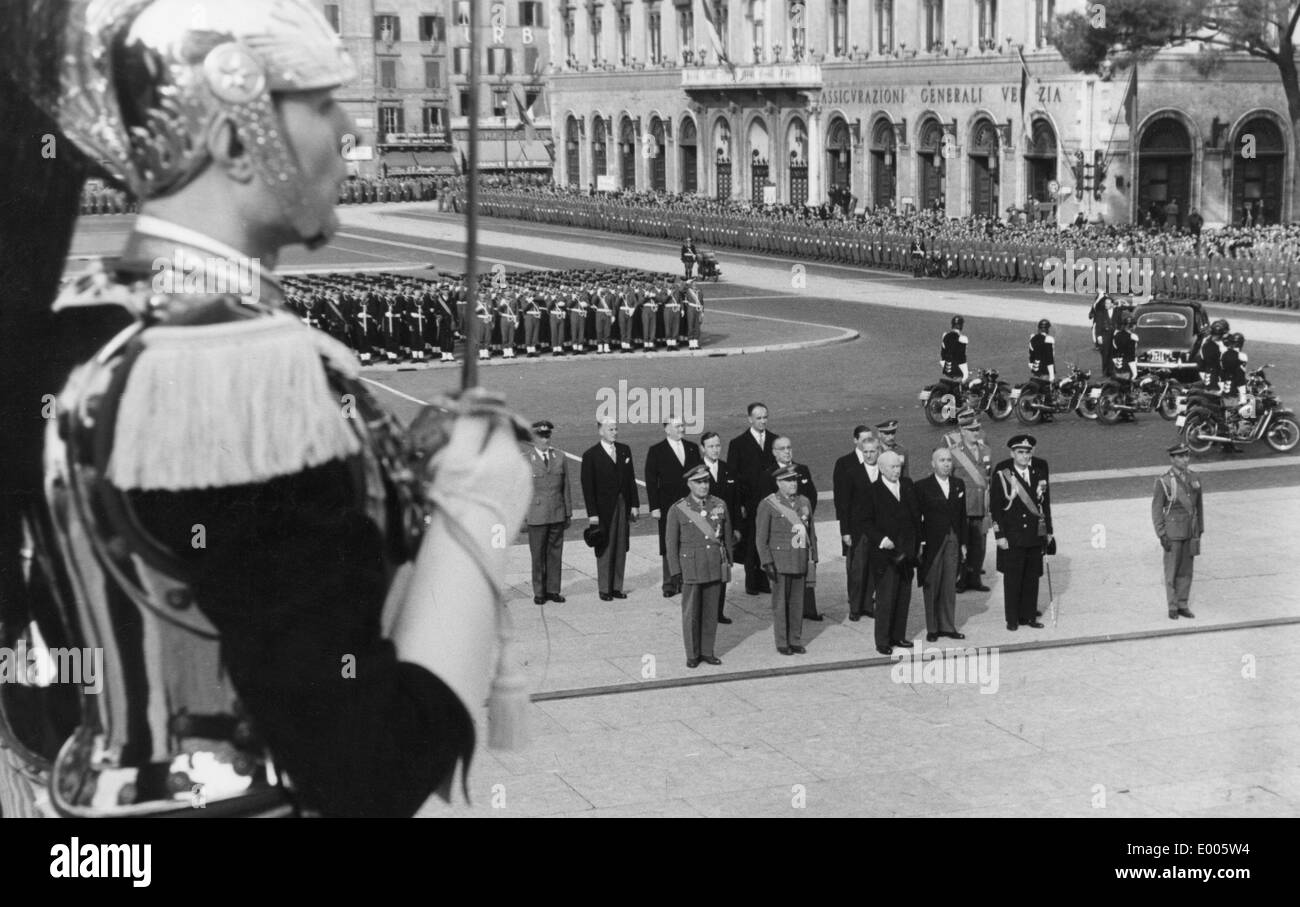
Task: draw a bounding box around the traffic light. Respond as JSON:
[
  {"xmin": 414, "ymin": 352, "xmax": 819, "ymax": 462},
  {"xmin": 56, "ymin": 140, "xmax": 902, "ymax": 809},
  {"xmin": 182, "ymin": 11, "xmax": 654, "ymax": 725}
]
[
  {"xmin": 1093, "ymin": 150, "xmax": 1108, "ymax": 200},
  {"xmin": 1073, "ymin": 151, "xmax": 1086, "ymax": 201}
]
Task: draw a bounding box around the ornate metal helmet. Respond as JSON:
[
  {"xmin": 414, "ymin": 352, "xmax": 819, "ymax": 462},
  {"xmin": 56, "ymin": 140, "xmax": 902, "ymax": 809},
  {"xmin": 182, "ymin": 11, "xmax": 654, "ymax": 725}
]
[{"xmin": 58, "ymin": 0, "xmax": 355, "ymax": 246}]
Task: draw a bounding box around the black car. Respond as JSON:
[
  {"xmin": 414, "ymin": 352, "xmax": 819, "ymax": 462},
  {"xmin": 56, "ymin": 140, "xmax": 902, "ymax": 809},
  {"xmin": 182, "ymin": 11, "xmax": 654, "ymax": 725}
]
[{"xmin": 1133, "ymin": 299, "xmax": 1210, "ymax": 379}]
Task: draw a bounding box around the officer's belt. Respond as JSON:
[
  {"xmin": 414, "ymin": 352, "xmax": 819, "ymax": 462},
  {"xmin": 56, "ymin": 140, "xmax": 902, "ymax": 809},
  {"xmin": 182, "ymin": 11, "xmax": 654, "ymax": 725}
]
[
  {"xmin": 767, "ymin": 494, "xmax": 809, "ymax": 548},
  {"xmin": 1159, "ymin": 473, "xmax": 1196, "ymax": 524}
]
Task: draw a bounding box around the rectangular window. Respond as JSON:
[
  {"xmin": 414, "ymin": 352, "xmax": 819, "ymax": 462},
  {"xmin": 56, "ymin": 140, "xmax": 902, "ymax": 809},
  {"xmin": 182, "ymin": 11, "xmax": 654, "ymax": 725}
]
[
  {"xmin": 618, "ymin": 11, "xmax": 631, "ymax": 65},
  {"xmin": 324, "ymin": 4, "xmax": 340, "ymax": 34},
  {"xmin": 492, "ymin": 89, "xmax": 508, "ymax": 119},
  {"xmin": 590, "ymin": 10, "xmax": 602, "ymax": 63},
  {"xmin": 977, "ymin": 0, "xmax": 998, "ymax": 46},
  {"xmin": 519, "ymin": 1, "xmax": 543, "ymax": 27},
  {"xmin": 455, "ymin": 1, "xmax": 470, "ymax": 27},
  {"xmin": 379, "ymin": 105, "xmax": 405, "ymax": 136},
  {"xmin": 924, "ymin": 0, "xmax": 944, "ymax": 50},
  {"xmin": 459, "ymin": 90, "xmax": 471, "ymax": 117},
  {"xmin": 374, "ymin": 14, "xmax": 401, "ymax": 42},
  {"xmin": 380, "ymin": 60, "xmax": 397, "ymax": 89},
  {"xmin": 1035, "ymin": 0, "xmax": 1055, "ymax": 48},
  {"xmin": 679, "ymin": 8, "xmax": 694, "ymax": 55},
  {"xmin": 419, "ymin": 15, "xmax": 445, "ymax": 41},
  {"xmin": 487, "ymin": 47, "xmax": 513, "ymax": 74},
  {"xmin": 453, "ymin": 47, "xmax": 470, "ymax": 74},
  {"xmin": 422, "ymin": 107, "xmax": 445, "ymax": 133},
  {"xmin": 875, "ymin": 0, "xmax": 894, "ymax": 54},
  {"xmin": 424, "ymin": 60, "xmax": 441, "ymax": 88},
  {"xmin": 524, "ymin": 45, "xmax": 540, "ymax": 73},
  {"xmin": 648, "ymin": 11, "xmax": 662, "ymax": 63},
  {"xmin": 524, "ymin": 88, "xmax": 541, "ymax": 109},
  {"xmin": 831, "ymin": 0, "xmax": 847, "ymax": 56}
]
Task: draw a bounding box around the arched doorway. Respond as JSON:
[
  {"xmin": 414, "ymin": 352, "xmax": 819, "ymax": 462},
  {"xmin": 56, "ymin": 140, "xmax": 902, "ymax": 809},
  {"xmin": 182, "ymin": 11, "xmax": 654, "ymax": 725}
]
[
  {"xmin": 748, "ymin": 118, "xmax": 771, "ymax": 204},
  {"xmin": 1024, "ymin": 118, "xmax": 1058, "ymax": 219},
  {"xmin": 619, "ymin": 117, "xmax": 636, "ymax": 190},
  {"xmin": 679, "ymin": 117, "xmax": 698, "ymax": 193},
  {"xmin": 870, "ymin": 118, "xmax": 897, "ymax": 209},
  {"xmin": 917, "ymin": 119, "xmax": 944, "ymax": 212},
  {"xmin": 969, "ymin": 118, "xmax": 999, "ymax": 217},
  {"xmin": 787, "ymin": 117, "xmax": 809, "ymax": 206},
  {"xmin": 592, "ymin": 116, "xmax": 608, "ymax": 178},
  {"xmin": 649, "ymin": 118, "xmax": 667, "ymax": 191},
  {"xmin": 713, "ymin": 118, "xmax": 732, "ymax": 200},
  {"xmin": 565, "ymin": 115, "xmax": 581, "ymax": 187},
  {"xmin": 1232, "ymin": 117, "xmax": 1285, "ymax": 226},
  {"xmin": 1137, "ymin": 117, "xmax": 1193, "ymax": 229},
  {"xmin": 826, "ymin": 118, "xmax": 852, "ymax": 202}
]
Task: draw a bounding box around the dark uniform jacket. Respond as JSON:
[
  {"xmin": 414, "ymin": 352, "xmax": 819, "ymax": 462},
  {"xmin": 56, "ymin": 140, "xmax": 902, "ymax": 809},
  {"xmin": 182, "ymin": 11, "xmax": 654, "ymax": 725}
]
[
  {"xmin": 990, "ymin": 457, "xmax": 1054, "ymax": 552},
  {"xmin": 940, "ymin": 329, "xmax": 967, "ymax": 378},
  {"xmin": 1152, "ymin": 468, "xmax": 1204, "ymax": 542},
  {"xmin": 1029, "ymin": 331, "xmax": 1055, "ymax": 378},
  {"xmin": 665, "ymin": 494, "xmax": 732, "ymax": 584}
]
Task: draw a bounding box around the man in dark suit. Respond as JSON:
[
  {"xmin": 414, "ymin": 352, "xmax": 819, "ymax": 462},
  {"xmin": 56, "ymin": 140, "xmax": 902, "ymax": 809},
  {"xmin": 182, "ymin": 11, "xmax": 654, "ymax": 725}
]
[
  {"xmin": 645, "ymin": 417, "xmax": 703, "ymax": 597},
  {"xmin": 863, "ymin": 450, "xmax": 921, "ymax": 655},
  {"xmin": 728, "ymin": 403, "xmax": 776, "ymax": 595},
  {"xmin": 833, "ymin": 427, "xmax": 881, "ymax": 621},
  {"xmin": 524, "ymin": 420, "xmax": 572, "ymax": 605},
  {"xmin": 991, "ymin": 434, "xmax": 1054, "ymax": 631},
  {"xmin": 701, "ymin": 431, "xmax": 740, "ymax": 623},
  {"xmin": 580, "ymin": 418, "xmax": 640, "ymax": 601},
  {"xmin": 767, "ymin": 435, "xmax": 822, "ymax": 620},
  {"xmin": 915, "ymin": 447, "xmax": 969, "ymax": 642}
]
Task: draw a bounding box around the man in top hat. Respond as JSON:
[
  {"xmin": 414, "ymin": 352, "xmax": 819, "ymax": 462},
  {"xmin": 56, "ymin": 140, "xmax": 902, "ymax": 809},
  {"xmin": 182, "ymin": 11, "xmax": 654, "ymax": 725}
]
[
  {"xmin": 645, "ymin": 417, "xmax": 703, "ymax": 597},
  {"xmin": 525, "ymin": 420, "xmax": 572, "ymax": 605},
  {"xmin": 755, "ymin": 465, "xmax": 818, "ymax": 655},
  {"xmin": 666, "ymin": 464, "xmax": 732, "ymax": 668},
  {"xmin": 1152, "ymin": 443, "xmax": 1204, "ymax": 619},
  {"xmin": 945, "ymin": 408, "xmax": 993, "ymax": 592},
  {"xmin": 580, "ymin": 418, "xmax": 640, "ymax": 601},
  {"xmin": 991, "ymin": 434, "xmax": 1054, "ymax": 631}
]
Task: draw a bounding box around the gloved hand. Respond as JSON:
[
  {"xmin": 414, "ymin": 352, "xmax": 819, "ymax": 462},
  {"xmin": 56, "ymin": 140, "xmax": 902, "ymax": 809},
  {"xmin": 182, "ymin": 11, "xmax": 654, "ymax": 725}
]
[
  {"xmin": 1160, "ymin": 536, "xmax": 1172, "ymax": 552},
  {"xmin": 670, "ymin": 573, "xmax": 682, "ymax": 587},
  {"xmin": 763, "ymin": 564, "xmax": 778, "ymax": 581}
]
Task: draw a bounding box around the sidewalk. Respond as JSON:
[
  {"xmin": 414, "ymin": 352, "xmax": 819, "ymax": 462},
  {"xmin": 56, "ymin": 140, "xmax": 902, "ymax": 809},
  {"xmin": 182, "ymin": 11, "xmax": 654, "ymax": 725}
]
[{"xmin": 498, "ymin": 484, "xmax": 1300, "ymax": 695}]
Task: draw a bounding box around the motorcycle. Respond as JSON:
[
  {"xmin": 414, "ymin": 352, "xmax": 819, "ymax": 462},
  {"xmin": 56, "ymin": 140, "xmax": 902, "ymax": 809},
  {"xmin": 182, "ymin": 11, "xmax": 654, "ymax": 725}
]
[
  {"xmin": 1011, "ymin": 364, "xmax": 1098, "ymax": 424},
  {"xmin": 919, "ymin": 367, "xmax": 1013, "ymax": 426},
  {"xmin": 1177, "ymin": 365, "xmax": 1298, "ymax": 454},
  {"xmin": 1095, "ymin": 369, "xmax": 1183, "ymax": 424}
]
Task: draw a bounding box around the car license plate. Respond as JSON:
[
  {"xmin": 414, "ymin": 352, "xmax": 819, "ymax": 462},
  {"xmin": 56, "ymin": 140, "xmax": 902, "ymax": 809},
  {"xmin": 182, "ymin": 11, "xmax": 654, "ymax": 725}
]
[
  {"xmin": 1089, "ymin": 387, "xmax": 1102, "ymax": 399},
  {"xmin": 1010, "ymin": 388, "xmax": 1021, "ymax": 400},
  {"xmin": 1176, "ymin": 415, "xmax": 1186, "ymax": 427},
  {"xmin": 918, "ymin": 390, "xmax": 931, "ymax": 402}
]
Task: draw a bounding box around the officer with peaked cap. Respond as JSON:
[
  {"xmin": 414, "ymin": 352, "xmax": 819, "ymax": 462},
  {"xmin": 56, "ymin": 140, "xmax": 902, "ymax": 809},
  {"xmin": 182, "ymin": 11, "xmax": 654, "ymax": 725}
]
[
  {"xmin": 991, "ymin": 434, "xmax": 1054, "ymax": 631},
  {"xmin": 875, "ymin": 419, "xmax": 910, "ymax": 478},
  {"xmin": 1152, "ymin": 442, "xmax": 1203, "ymax": 619},
  {"xmin": 755, "ymin": 465, "xmax": 818, "ymax": 655},
  {"xmin": 525, "ymin": 420, "xmax": 572, "ymax": 605},
  {"xmin": 946, "ymin": 408, "xmax": 993, "ymax": 591},
  {"xmin": 665, "ymin": 464, "xmax": 732, "ymax": 668}
]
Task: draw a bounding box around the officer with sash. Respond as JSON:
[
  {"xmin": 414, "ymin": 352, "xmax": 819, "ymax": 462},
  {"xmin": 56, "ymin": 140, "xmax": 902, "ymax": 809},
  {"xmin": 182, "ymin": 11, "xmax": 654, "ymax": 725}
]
[
  {"xmin": 522, "ymin": 289, "xmax": 544, "ymax": 357},
  {"xmin": 755, "ymin": 465, "xmax": 818, "ymax": 656},
  {"xmin": 663, "ymin": 280, "xmax": 683, "ymax": 349},
  {"xmin": 1152, "ymin": 442, "xmax": 1204, "ymax": 619},
  {"xmin": 683, "ymin": 278, "xmax": 705, "ymax": 350},
  {"xmin": 640, "ymin": 280, "xmax": 660, "ymax": 349},
  {"xmin": 946, "ymin": 408, "xmax": 993, "ymax": 592},
  {"xmin": 592, "ymin": 284, "xmax": 614, "ymax": 354},
  {"xmin": 666, "ymin": 464, "xmax": 732, "ymax": 668},
  {"xmin": 991, "ymin": 434, "xmax": 1054, "ymax": 631},
  {"xmin": 549, "ymin": 288, "xmax": 568, "ymax": 356},
  {"xmin": 618, "ymin": 280, "xmax": 639, "ymax": 351}
]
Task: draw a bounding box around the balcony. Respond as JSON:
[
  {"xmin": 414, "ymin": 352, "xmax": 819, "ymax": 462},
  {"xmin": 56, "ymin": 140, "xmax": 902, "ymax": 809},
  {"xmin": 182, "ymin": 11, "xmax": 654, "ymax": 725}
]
[{"xmin": 682, "ymin": 62, "xmax": 822, "ymax": 92}]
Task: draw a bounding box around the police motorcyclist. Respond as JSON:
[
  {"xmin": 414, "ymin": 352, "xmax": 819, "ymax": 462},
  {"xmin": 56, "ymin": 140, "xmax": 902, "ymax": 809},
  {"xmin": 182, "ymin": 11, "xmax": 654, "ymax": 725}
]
[
  {"xmin": 1198, "ymin": 319, "xmax": 1229, "ymax": 388},
  {"xmin": 1111, "ymin": 312, "xmax": 1140, "ymax": 422},
  {"xmin": 1219, "ymin": 332, "xmax": 1249, "ymax": 452},
  {"xmin": 941, "ymin": 315, "xmax": 970, "ymax": 382},
  {"xmin": 1089, "ymin": 292, "xmax": 1117, "ymax": 376},
  {"xmin": 1028, "ymin": 318, "xmax": 1057, "ymax": 421}
]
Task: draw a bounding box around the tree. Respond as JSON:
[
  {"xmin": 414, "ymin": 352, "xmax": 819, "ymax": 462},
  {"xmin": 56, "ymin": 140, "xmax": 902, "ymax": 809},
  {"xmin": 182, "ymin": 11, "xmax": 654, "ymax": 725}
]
[{"xmin": 1052, "ymin": 0, "xmax": 1300, "ymax": 162}]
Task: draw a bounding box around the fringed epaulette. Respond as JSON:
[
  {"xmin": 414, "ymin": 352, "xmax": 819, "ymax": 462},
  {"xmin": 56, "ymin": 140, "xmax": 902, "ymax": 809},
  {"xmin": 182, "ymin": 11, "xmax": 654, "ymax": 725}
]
[
  {"xmin": 54, "ymin": 259, "xmax": 151, "ymax": 316},
  {"xmin": 105, "ymin": 312, "xmax": 363, "ymax": 491}
]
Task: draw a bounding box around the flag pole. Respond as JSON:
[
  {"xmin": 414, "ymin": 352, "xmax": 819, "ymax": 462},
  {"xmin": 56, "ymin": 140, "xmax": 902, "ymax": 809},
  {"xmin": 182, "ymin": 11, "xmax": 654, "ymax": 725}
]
[{"xmin": 463, "ymin": 0, "xmax": 481, "ymax": 389}]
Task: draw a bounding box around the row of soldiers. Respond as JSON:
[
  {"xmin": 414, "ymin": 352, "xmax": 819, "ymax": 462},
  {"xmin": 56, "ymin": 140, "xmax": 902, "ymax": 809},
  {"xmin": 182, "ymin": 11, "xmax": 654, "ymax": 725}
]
[
  {"xmin": 281, "ymin": 267, "xmax": 710, "ymax": 365},
  {"xmin": 336, "ymin": 175, "xmax": 451, "ymax": 206},
  {"xmin": 473, "ymin": 187, "xmax": 1300, "ymax": 310}
]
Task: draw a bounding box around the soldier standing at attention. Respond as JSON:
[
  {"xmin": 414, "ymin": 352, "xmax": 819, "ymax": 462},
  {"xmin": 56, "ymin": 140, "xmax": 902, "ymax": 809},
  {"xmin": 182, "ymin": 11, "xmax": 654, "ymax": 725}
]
[
  {"xmin": 525, "ymin": 420, "xmax": 572, "ymax": 605},
  {"xmin": 681, "ymin": 235, "xmax": 698, "ymax": 279},
  {"xmin": 755, "ymin": 465, "xmax": 818, "ymax": 656},
  {"xmin": 991, "ymin": 435, "xmax": 1054, "ymax": 631},
  {"xmin": 666, "ymin": 465, "xmax": 732, "ymax": 668},
  {"xmin": 946, "ymin": 409, "xmax": 993, "ymax": 592},
  {"xmin": 1152, "ymin": 443, "xmax": 1204, "ymax": 619}
]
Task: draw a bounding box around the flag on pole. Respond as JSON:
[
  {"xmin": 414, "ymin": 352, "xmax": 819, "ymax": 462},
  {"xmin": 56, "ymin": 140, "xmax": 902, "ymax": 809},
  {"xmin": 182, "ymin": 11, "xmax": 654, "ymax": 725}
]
[
  {"xmin": 698, "ymin": 0, "xmax": 734, "ymax": 75},
  {"xmin": 1122, "ymin": 64, "xmax": 1138, "ymax": 129},
  {"xmin": 1016, "ymin": 46, "xmax": 1031, "ymax": 132},
  {"xmin": 511, "ymin": 83, "xmax": 536, "ymax": 134}
]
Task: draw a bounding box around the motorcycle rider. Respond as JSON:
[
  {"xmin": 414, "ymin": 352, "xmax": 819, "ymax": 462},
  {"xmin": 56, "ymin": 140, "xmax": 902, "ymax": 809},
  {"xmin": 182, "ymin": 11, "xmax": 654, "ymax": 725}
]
[
  {"xmin": 1028, "ymin": 319, "xmax": 1057, "ymax": 421},
  {"xmin": 1089, "ymin": 292, "xmax": 1118, "ymax": 377},
  {"xmin": 941, "ymin": 316, "xmax": 970, "ymax": 382},
  {"xmin": 1220, "ymin": 332, "xmax": 1250, "ymax": 452},
  {"xmin": 1111, "ymin": 311, "xmax": 1140, "ymax": 422},
  {"xmin": 1198, "ymin": 319, "xmax": 1230, "ymax": 388}
]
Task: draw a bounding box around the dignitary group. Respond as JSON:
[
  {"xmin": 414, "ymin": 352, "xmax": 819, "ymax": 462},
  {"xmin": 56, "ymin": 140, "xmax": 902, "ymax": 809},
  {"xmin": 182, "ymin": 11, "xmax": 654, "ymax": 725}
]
[
  {"xmin": 282, "ymin": 266, "xmax": 711, "ymax": 364},
  {"xmin": 519, "ymin": 401, "xmax": 1205, "ymax": 671}
]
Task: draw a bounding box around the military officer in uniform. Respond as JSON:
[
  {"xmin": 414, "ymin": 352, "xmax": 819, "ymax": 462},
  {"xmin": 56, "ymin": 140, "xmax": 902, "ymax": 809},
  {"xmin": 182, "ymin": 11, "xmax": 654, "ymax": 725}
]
[
  {"xmin": 549, "ymin": 289, "xmax": 568, "ymax": 356},
  {"xmin": 1028, "ymin": 318, "xmax": 1057, "ymax": 419},
  {"xmin": 683, "ymin": 278, "xmax": 705, "ymax": 350},
  {"xmin": 663, "ymin": 280, "xmax": 683, "ymax": 349},
  {"xmin": 768, "ymin": 435, "xmax": 821, "ymax": 620},
  {"xmin": 666, "ymin": 464, "xmax": 732, "ymax": 668},
  {"xmin": 525, "ymin": 420, "xmax": 572, "ymax": 606},
  {"xmin": 875, "ymin": 419, "xmax": 910, "ymax": 477},
  {"xmin": 681, "ymin": 236, "xmax": 698, "ymax": 279},
  {"xmin": 645, "ymin": 417, "xmax": 703, "ymax": 597},
  {"xmin": 1152, "ymin": 442, "xmax": 1204, "ymax": 619},
  {"xmin": 946, "ymin": 409, "xmax": 993, "ymax": 591},
  {"xmin": 639, "ymin": 282, "xmax": 659, "ymax": 349},
  {"xmin": 700, "ymin": 431, "xmax": 740, "ymax": 624},
  {"xmin": 617, "ymin": 281, "xmax": 639, "ymax": 351},
  {"xmin": 755, "ymin": 465, "xmax": 818, "ymax": 656},
  {"xmin": 991, "ymin": 435, "xmax": 1054, "ymax": 631}
]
